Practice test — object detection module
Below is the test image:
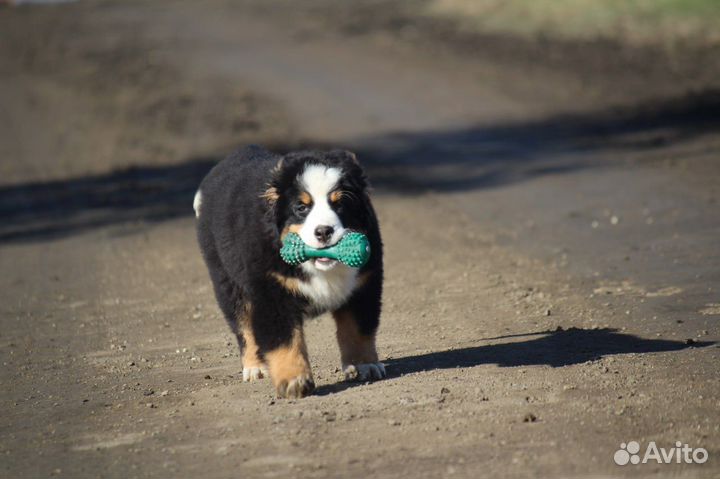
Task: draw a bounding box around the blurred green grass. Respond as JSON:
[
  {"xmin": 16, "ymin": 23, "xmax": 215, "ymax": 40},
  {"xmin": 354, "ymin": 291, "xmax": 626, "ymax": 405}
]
[{"xmin": 425, "ymin": 0, "xmax": 720, "ymax": 45}]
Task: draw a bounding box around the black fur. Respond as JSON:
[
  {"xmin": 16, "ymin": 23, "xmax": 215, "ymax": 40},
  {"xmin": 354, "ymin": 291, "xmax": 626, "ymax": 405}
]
[{"xmin": 195, "ymin": 145, "xmax": 383, "ymax": 366}]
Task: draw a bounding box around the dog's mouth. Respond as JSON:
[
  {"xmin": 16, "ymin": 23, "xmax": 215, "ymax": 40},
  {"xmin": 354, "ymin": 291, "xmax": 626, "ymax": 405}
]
[{"xmin": 313, "ymin": 257, "xmax": 338, "ymax": 270}]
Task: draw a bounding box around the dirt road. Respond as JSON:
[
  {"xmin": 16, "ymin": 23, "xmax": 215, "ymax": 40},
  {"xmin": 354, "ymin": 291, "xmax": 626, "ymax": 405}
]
[{"xmin": 1, "ymin": 2, "xmax": 718, "ymax": 478}]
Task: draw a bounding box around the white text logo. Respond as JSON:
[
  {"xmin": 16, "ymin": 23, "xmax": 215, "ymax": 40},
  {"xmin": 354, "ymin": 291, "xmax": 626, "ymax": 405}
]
[{"xmin": 614, "ymin": 441, "xmax": 708, "ymax": 465}]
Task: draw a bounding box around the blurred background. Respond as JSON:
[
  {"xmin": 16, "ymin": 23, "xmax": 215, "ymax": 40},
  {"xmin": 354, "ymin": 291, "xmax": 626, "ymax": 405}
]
[{"xmin": 1, "ymin": 1, "xmax": 718, "ymax": 477}]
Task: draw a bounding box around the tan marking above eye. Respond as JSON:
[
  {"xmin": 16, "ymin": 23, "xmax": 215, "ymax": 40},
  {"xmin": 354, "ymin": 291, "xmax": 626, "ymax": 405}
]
[
  {"xmin": 299, "ymin": 191, "xmax": 312, "ymax": 205},
  {"xmin": 329, "ymin": 190, "xmax": 344, "ymax": 203}
]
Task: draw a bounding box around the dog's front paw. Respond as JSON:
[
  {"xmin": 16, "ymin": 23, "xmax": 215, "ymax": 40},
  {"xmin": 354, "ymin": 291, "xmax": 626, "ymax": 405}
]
[
  {"xmin": 276, "ymin": 374, "xmax": 315, "ymax": 399},
  {"xmin": 242, "ymin": 366, "xmax": 268, "ymax": 382},
  {"xmin": 343, "ymin": 362, "xmax": 386, "ymax": 381}
]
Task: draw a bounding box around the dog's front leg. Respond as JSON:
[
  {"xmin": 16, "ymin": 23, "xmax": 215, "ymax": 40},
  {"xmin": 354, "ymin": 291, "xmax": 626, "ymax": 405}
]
[
  {"xmin": 333, "ymin": 309, "xmax": 385, "ymax": 382},
  {"xmin": 263, "ymin": 325, "xmax": 315, "ymax": 399}
]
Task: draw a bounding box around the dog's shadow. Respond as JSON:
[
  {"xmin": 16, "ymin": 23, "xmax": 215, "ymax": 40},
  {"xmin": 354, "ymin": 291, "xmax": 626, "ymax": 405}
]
[{"xmin": 314, "ymin": 327, "xmax": 713, "ymax": 396}]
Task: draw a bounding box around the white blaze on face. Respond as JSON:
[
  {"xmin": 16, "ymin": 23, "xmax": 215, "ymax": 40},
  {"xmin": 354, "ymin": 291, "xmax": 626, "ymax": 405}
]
[
  {"xmin": 298, "ymin": 164, "xmax": 346, "ymax": 249},
  {"xmin": 296, "ymin": 164, "xmax": 357, "ymax": 305}
]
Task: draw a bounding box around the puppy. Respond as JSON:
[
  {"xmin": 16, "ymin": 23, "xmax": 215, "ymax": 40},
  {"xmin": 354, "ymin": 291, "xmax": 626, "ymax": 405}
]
[{"xmin": 194, "ymin": 146, "xmax": 384, "ymax": 398}]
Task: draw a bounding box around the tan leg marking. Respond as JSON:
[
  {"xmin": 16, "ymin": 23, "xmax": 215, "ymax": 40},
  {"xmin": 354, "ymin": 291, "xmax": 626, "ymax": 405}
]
[
  {"xmin": 333, "ymin": 310, "xmax": 386, "ymax": 381},
  {"xmin": 265, "ymin": 327, "xmax": 315, "ymax": 398},
  {"xmin": 239, "ymin": 303, "xmax": 267, "ymax": 381}
]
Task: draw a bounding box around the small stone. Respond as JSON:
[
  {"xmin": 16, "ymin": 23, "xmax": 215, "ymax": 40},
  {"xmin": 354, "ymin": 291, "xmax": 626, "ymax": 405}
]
[
  {"xmin": 160, "ymin": 390, "xmax": 169, "ymax": 397},
  {"xmin": 522, "ymin": 413, "xmax": 537, "ymax": 423},
  {"xmin": 388, "ymin": 419, "xmax": 401, "ymax": 426}
]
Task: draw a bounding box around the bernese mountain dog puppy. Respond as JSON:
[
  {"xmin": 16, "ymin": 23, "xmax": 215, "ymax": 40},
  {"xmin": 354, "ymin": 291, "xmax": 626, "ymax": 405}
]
[{"xmin": 194, "ymin": 145, "xmax": 384, "ymax": 398}]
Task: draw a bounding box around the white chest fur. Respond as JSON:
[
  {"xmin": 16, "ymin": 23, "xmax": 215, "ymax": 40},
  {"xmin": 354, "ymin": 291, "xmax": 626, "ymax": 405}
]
[{"xmin": 298, "ymin": 263, "xmax": 358, "ymax": 313}]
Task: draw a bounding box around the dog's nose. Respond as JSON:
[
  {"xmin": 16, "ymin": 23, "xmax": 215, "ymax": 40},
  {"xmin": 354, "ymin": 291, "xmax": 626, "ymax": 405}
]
[{"xmin": 314, "ymin": 225, "xmax": 334, "ymax": 243}]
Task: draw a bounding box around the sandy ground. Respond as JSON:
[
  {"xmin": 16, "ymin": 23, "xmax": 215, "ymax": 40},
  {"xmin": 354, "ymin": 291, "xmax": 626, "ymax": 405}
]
[{"xmin": 1, "ymin": 1, "xmax": 718, "ymax": 478}]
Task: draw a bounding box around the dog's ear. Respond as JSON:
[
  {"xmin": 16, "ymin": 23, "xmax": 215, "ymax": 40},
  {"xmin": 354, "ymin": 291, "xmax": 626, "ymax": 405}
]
[
  {"xmin": 261, "ymin": 158, "xmax": 284, "ymax": 205},
  {"xmin": 335, "ymin": 150, "xmax": 369, "ymax": 193},
  {"xmin": 329, "ymin": 149, "xmax": 359, "ymax": 166},
  {"xmin": 344, "ymin": 150, "xmax": 360, "ymax": 165},
  {"xmin": 261, "ymin": 158, "xmax": 286, "ymax": 239}
]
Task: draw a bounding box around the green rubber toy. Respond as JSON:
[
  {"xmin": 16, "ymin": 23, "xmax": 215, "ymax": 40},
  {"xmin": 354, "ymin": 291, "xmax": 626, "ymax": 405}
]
[{"xmin": 280, "ymin": 232, "xmax": 371, "ymax": 268}]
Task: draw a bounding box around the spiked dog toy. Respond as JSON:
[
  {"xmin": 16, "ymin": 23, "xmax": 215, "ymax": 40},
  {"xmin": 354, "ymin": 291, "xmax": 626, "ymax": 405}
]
[{"xmin": 280, "ymin": 232, "xmax": 371, "ymax": 268}]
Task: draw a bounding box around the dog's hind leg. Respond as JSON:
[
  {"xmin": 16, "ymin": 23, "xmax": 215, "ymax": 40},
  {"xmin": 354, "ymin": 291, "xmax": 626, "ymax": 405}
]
[
  {"xmin": 238, "ymin": 303, "xmax": 268, "ymax": 381},
  {"xmin": 197, "ymin": 231, "xmax": 267, "ymax": 381}
]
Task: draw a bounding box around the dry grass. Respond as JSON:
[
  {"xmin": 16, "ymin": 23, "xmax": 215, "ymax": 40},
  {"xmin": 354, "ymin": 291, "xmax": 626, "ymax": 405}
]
[{"xmin": 425, "ymin": 0, "xmax": 720, "ymax": 45}]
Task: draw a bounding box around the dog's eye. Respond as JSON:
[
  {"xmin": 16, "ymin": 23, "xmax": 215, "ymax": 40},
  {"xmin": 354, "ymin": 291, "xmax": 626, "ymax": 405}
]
[{"xmin": 294, "ymin": 202, "xmax": 310, "ymax": 216}]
